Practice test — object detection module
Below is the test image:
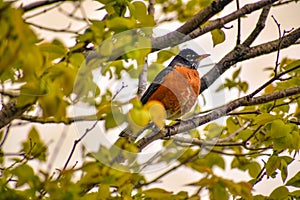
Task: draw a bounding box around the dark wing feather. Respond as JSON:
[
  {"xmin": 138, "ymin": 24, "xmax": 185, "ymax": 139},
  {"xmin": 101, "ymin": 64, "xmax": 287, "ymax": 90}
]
[{"xmin": 140, "ymin": 66, "xmax": 173, "ymax": 104}]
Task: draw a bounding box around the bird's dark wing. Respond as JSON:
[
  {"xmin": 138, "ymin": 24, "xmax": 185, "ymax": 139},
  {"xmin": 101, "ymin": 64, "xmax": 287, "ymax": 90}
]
[{"xmin": 140, "ymin": 66, "xmax": 173, "ymax": 104}]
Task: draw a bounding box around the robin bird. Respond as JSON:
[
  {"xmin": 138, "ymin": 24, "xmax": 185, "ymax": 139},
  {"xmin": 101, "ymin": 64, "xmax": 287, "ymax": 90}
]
[{"xmin": 119, "ymin": 48, "xmax": 209, "ymax": 138}]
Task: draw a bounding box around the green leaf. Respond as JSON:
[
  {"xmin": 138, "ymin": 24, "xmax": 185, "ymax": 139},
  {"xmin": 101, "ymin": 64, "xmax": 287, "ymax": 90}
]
[
  {"xmin": 290, "ymin": 190, "xmax": 300, "ymax": 198},
  {"xmin": 238, "ymin": 129, "xmax": 252, "ymax": 141},
  {"xmin": 143, "ymin": 188, "xmax": 173, "ymax": 198},
  {"xmin": 106, "ymin": 17, "xmax": 136, "ymax": 32},
  {"xmin": 98, "ymin": 184, "xmax": 110, "ymax": 199},
  {"xmin": 21, "ymin": 126, "xmax": 47, "ymax": 161},
  {"xmin": 98, "ymin": 38, "xmax": 113, "ymax": 57},
  {"xmin": 248, "ymin": 162, "xmax": 261, "ymax": 178},
  {"xmin": 129, "ymin": 1, "xmax": 155, "ymax": 26},
  {"xmin": 12, "ymin": 164, "xmax": 37, "ymax": 188},
  {"xmin": 269, "ymin": 186, "xmax": 289, "ymax": 200},
  {"xmin": 253, "ymin": 194, "xmax": 268, "ymax": 200},
  {"xmin": 147, "ymin": 63, "xmax": 164, "ymax": 82},
  {"xmin": 157, "ymin": 50, "xmax": 176, "ymax": 63},
  {"xmin": 39, "ymin": 41, "xmax": 67, "ymax": 61},
  {"xmin": 280, "ymin": 159, "xmax": 288, "ymax": 183},
  {"xmin": 265, "ymin": 155, "xmax": 280, "ymax": 176},
  {"xmin": 69, "ymin": 53, "xmax": 85, "ymax": 68},
  {"xmin": 270, "ymin": 119, "xmax": 290, "ymax": 139},
  {"xmin": 232, "ymin": 67, "xmax": 241, "ymax": 80},
  {"xmin": 204, "ymin": 123, "xmax": 223, "ymax": 139},
  {"xmin": 284, "ymin": 59, "xmax": 300, "ymax": 71},
  {"xmin": 96, "ymin": 0, "xmax": 114, "ymax": 5},
  {"xmin": 225, "ymin": 180, "xmax": 252, "ymax": 199},
  {"xmin": 211, "ymin": 29, "xmax": 225, "ymax": 47},
  {"xmin": 226, "ymin": 117, "xmax": 239, "ymax": 133},
  {"xmin": 104, "ymin": 105, "xmax": 126, "ymax": 129},
  {"xmin": 286, "ymin": 171, "xmax": 300, "ymax": 187},
  {"xmin": 210, "ymin": 182, "xmax": 228, "ymax": 200},
  {"xmin": 254, "ymin": 113, "xmax": 279, "ymax": 126}
]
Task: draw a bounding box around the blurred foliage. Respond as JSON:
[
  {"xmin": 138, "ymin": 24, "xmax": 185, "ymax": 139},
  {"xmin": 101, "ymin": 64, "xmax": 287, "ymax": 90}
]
[{"xmin": 0, "ymin": 0, "xmax": 300, "ymax": 199}]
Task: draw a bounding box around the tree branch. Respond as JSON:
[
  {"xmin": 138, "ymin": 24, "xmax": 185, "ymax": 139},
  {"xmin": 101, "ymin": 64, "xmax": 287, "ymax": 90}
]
[
  {"xmin": 200, "ymin": 27, "xmax": 300, "ymax": 93},
  {"xmin": 22, "ymin": 0, "xmax": 65, "ymax": 12},
  {"xmin": 26, "ymin": 21, "xmax": 83, "ymax": 34},
  {"xmin": 0, "ymin": 101, "xmax": 32, "ymax": 130},
  {"xmin": 173, "ymin": 0, "xmax": 278, "ymax": 48},
  {"xmin": 136, "ymin": 85, "xmax": 300, "ymax": 150},
  {"xmin": 243, "ymin": 5, "xmax": 271, "ymax": 46},
  {"xmin": 151, "ymin": 0, "xmax": 233, "ymax": 50},
  {"xmin": 172, "ymin": 86, "xmax": 300, "ymax": 135},
  {"xmin": 57, "ymin": 120, "xmax": 99, "ymax": 179},
  {"xmin": 236, "ymin": 0, "xmax": 241, "ymax": 45},
  {"xmin": 20, "ymin": 114, "xmax": 102, "ymax": 124}
]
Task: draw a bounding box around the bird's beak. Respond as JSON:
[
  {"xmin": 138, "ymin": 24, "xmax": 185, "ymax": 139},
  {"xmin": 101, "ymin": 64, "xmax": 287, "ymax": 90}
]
[{"xmin": 195, "ymin": 54, "xmax": 210, "ymax": 62}]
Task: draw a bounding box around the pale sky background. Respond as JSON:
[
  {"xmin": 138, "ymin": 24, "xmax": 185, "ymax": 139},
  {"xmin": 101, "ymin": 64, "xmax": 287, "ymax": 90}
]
[{"xmin": 4, "ymin": 0, "xmax": 300, "ymax": 198}]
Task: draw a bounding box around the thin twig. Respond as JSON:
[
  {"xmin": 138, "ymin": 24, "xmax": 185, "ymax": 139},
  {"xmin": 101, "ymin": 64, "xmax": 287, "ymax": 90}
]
[
  {"xmin": 271, "ymin": 15, "xmax": 294, "ymax": 76},
  {"xmin": 218, "ymin": 120, "xmax": 251, "ymax": 142},
  {"xmin": 58, "ymin": 120, "xmax": 99, "ymax": 179},
  {"xmin": 0, "ymin": 124, "xmax": 11, "ymax": 148},
  {"xmin": 26, "ymin": 21, "xmax": 82, "ymax": 34},
  {"xmin": 58, "ymin": 7, "xmax": 85, "ymax": 22},
  {"xmin": 205, "ymin": 147, "xmax": 270, "ymax": 157},
  {"xmin": 169, "ymin": 136, "xmax": 242, "ymax": 147},
  {"xmin": 236, "ymin": 0, "xmax": 241, "ymax": 45},
  {"xmin": 112, "ymin": 82, "xmax": 128, "ymax": 100},
  {"xmin": 24, "ymin": 2, "xmax": 62, "ymax": 19},
  {"xmin": 249, "ymin": 60, "xmax": 300, "ymax": 98},
  {"xmin": 271, "ymin": 15, "xmax": 283, "ymax": 75},
  {"xmin": 22, "ymin": 0, "xmax": 64, "ymax": 12},
  {"xmin": 78, "ymin": 1, "xmax": 91, "ymax": 25},
  {"xmin": 243, "ymin": 125, "xmax": 263, "ymax": 143}
]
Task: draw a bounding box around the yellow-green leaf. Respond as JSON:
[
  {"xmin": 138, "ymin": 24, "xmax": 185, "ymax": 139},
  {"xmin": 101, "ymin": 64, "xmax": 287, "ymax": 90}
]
[
  {"xmin": 265, "ymin": 155, "xmax": 280, "ymax": 176},
  {"xmin": 211, "ymin": 29, "xmax": 225, "ymax": 47},
  {"xmin": 254, "ymin": 113, "xmax": 279, "ymax": 125},
  {"xmin": 269, "ymin": 186, "xmax": 289, "ymax": 200},
  {"xmin": 270, "ymin": 119, "xmax": 290, "ymax": 138},
  {"xmin": 286, "ymin": 171, "xmax": 300, "ymax": 187}
]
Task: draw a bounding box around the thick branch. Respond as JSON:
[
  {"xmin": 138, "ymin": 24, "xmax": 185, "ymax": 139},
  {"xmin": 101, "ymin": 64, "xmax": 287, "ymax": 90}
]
[
  {"xmin": 151, "ymin": 0, "xmax": 233, "ymax": 50},
  {"xmin": 171, "ymin": 86, "xmax": 300, "ymax": 135},
  {"xmin": 0, "ymin": 102, "xmax": 31, "ymax": 129},
  {"xmin": 200, "ymin": 27, "xmax": 300, "ymax": 93},
  {"xmin": 186, "ymin": 0, "xmax": 277, "ymax": 44},
  {"xmin": 151, "ymin": 0, "xmax": 277, "ymax": 50},
  {"xmin": 137, "ymin": 86, "xmax": 300, "ymax": 150}
]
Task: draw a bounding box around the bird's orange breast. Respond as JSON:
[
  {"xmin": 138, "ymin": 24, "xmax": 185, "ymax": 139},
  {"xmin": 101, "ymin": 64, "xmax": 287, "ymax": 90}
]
[{"xmin": 147, "ymin": 66, "xmax": 200, "ymax": 119}]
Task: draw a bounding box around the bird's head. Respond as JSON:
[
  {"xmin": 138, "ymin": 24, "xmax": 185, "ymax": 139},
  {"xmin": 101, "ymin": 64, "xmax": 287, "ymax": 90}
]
[{"xmin": 170, "ymin": 48, "xmax": 210, "ymax": 69}]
